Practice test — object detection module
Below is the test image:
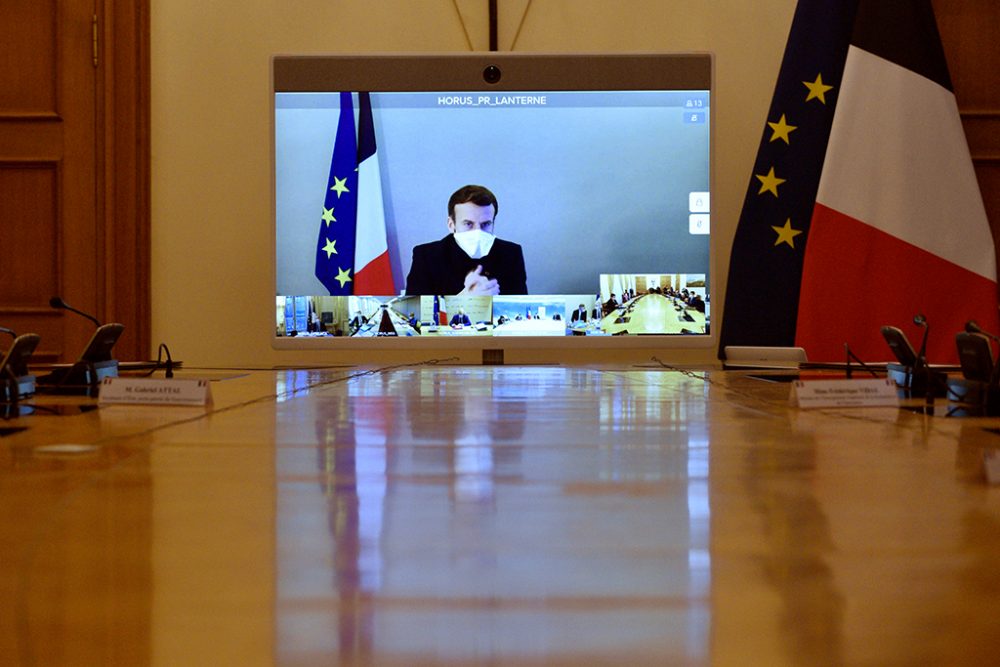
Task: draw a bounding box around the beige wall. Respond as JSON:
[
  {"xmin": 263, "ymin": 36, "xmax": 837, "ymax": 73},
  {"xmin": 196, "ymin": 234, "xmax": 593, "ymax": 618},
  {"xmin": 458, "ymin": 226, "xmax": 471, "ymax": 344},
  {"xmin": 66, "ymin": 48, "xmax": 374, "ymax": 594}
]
[{"xmin": 151, "ymin": 0, "xmax": 797, "ymax": 367}]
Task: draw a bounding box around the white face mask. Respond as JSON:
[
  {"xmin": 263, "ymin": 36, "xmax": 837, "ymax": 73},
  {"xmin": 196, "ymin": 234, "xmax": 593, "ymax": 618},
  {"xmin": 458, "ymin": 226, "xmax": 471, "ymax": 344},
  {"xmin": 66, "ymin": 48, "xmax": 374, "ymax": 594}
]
[{"xmin": 453, "ymin": 229, "xmax": 496, "ymax": 259}]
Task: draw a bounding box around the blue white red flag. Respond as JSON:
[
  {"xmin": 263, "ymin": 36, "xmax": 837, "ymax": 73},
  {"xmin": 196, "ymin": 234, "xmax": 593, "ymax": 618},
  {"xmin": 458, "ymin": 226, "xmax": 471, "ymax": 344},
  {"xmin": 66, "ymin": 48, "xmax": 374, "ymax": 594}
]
[
  {"xmin": 315, "ymin": 92, "xmax": 395, "ymax": 296},
  {"xmin": 720, "ymin": 0, "xmax": 998, "ymax": 363}
]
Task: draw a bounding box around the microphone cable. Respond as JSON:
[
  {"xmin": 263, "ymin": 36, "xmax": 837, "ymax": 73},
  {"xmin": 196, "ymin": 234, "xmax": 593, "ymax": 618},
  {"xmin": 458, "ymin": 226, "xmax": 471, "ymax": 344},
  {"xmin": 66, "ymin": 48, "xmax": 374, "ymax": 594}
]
[{"xmin": 142, "ymin": 343, "xmax": 175, "ymax": 378}]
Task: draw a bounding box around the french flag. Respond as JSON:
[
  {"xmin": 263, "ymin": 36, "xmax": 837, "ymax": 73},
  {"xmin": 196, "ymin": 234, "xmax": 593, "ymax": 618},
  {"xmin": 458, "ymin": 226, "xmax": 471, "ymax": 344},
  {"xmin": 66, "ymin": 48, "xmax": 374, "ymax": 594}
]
[
  {"xmin": 721, "ymin": 0, "xmax": 998, "ymax": 363},
  {"xmin": 796, "ymin": 1, "xmax": 997, "ymax": 362},
  {"xmin": 315, "ymin": 92, "xmax": 395, "ymax": 296}
]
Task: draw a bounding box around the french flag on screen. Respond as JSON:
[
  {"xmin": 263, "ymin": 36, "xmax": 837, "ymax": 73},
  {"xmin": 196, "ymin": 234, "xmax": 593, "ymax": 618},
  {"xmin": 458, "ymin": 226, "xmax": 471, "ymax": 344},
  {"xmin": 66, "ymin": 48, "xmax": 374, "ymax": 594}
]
[
  {"xmin": 720, "ymin": 0, "xmax": 998, "ymax": 363},
  {"xmin": 314, "ymin": 92, "xmax": 395, "ymax": 296}
]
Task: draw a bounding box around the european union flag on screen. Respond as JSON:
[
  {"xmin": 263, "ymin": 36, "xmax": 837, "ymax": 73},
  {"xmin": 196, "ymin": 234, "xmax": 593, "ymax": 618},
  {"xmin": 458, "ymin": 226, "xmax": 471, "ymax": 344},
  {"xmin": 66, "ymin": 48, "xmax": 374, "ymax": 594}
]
[
  {"xmin": 314, "ymin": 92, "xmax": 395, "ymax": 296},
  {"xmin": 315, "ymin": 92, "xmax": 360, "ymax": 296}
]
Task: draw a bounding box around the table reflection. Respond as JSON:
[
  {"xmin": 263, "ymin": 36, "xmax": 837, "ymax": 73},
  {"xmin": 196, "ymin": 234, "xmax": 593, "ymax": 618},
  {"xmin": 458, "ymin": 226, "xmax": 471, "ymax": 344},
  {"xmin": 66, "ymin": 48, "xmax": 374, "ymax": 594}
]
[{"xmin": 276, "ymin": 367, "xmax": 712, "ymax": 664}]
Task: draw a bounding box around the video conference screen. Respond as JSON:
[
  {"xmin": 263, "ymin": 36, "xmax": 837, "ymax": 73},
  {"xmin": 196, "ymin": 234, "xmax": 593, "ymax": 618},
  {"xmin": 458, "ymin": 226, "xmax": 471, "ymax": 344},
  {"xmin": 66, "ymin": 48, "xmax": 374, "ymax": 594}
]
[{"xmin": 273, "ymin": 57, "xmax": 711, "ymax": 340}]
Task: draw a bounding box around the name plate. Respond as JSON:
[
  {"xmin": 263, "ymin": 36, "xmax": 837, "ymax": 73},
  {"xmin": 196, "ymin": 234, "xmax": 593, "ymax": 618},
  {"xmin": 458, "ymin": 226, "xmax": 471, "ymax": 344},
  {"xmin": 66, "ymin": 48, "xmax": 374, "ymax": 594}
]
[
  {"xmin": 99, "ymin": 377, "xmax": 213, "ymax": 406},
  {"xmin": 790, "ymin": 378, "xmax": 898, "ymax": 408}
]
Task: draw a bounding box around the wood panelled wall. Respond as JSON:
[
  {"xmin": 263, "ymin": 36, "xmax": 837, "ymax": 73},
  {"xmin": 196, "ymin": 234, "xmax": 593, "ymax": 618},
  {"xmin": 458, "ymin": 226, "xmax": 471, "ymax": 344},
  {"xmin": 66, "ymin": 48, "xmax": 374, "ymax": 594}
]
[
  {"xmin": 935, "ymin": 0, "xmax": 1000, "ymax": 290},
  {"xmin": 98, "ymin": 0, "xmax": 151, "ymax": 362},
  {"xmin": 0, "ymin": 0, "xmax": 148, "ymax": 363}
]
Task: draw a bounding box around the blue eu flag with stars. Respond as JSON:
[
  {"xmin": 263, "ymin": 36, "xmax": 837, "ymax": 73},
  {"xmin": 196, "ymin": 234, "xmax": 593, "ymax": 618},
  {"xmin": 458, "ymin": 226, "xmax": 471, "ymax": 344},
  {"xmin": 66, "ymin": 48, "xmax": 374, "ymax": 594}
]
[{"xmin": 315, "ymin": 92, "xmax": 359, "ymax": 295}]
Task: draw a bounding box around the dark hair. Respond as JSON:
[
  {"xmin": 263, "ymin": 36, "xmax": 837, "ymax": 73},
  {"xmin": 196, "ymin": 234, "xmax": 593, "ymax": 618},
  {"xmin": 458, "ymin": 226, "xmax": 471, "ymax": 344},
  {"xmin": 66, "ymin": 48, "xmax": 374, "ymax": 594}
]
[{"xmin": 448, "ymin": 184, "xmax": 498, "ymax": 220}]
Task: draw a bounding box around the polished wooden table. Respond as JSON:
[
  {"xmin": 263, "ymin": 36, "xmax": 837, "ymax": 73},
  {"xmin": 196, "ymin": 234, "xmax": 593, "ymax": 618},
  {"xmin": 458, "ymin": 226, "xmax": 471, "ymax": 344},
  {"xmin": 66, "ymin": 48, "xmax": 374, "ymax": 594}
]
[{"xmin": 2, "ymin": 365, "xmax": 999, "ymax": 665}]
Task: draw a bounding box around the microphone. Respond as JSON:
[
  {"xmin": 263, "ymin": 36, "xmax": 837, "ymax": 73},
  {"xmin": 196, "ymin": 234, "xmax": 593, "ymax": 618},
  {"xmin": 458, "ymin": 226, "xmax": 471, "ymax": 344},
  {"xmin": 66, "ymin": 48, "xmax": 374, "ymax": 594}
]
[
  {"xmin": 966, "ymin": 319, "xmax": 1000, "ymax": 342},
  {"xmin": 913, "ymin": 313, "xmax": 929, "ymax": 372},
  {"xmin": 49, "ymin": 296, "xmax": 101, "ymax": 327},
  {"xmin": 0, "ymin": 332, "xmax": 42, "ymax": 406},
  {"xmin": 908, "ymin": 313, "xmax": 932, "ymax": 404},
  {"xmin": 1, "ymin": 326, "xmax": 16, "ymax": 339},
  {"xmin": 882, "ymin": 317, "xmax": 945, "ymax": 400},
  {"xmin": 38, "ymin": 297, "xmax": 125, "ymax": 393},
  {"xmin": 966, "ymin": 320, "xmax": 1000, "ymax": 397}
]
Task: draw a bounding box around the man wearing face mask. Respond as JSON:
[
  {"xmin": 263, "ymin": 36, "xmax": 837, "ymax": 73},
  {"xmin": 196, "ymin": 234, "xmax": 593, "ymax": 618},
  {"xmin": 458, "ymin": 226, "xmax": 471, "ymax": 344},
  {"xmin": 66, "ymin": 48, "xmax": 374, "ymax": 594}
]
[{"xmin": 404, "ymin": 185, "xmax": 527, "ymax": 296}]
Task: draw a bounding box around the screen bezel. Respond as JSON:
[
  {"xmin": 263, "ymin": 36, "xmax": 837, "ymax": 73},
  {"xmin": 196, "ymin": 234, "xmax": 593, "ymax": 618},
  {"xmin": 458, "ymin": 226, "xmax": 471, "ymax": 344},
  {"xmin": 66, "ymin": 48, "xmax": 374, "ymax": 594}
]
[{"xmin": 271, "ymin": 52, "xmax": 715, "ymax": 354}]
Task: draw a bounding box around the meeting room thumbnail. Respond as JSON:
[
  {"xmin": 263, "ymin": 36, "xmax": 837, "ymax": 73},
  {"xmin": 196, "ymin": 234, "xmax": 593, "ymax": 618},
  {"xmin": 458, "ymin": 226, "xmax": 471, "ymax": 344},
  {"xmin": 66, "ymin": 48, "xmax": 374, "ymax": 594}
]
[
  {"xmin": 415, "ymin": 295, "xmax": 493, "ymax": 335},
  {"xmin": 276, "ymin": 295, "xmax": 422, "ymax": 337},
  {"xmin": 598, "ymin": 274, "xmax": 708, "ymax": 335}
]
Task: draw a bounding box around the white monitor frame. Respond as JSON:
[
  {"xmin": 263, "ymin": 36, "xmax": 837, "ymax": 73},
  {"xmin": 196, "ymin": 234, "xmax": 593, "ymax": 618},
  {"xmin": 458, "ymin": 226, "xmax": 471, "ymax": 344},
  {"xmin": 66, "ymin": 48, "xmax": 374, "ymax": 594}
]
[{"xmin": 271, "ymin": 52, "xmax": 715, "ymax": 359}]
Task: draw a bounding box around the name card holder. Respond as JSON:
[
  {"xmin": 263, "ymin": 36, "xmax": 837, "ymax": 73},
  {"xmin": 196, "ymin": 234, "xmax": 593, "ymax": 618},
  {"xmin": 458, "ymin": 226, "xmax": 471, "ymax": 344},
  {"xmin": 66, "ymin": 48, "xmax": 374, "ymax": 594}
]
[
  {"xmin": 98, "ymin": 377, "xmax": 213, "ymax": 406},
  {"xmin": 790, "ymin": 378, "xmax": 898, "ymax": 409}
]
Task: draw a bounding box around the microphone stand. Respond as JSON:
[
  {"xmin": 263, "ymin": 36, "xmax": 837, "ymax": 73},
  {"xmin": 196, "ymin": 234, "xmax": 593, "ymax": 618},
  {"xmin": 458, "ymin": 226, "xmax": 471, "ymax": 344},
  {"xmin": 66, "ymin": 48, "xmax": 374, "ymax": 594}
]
[
  {"xmin": 1, "ymin": 370, "xmax": 20, "ymax": 419},
  {"xmin": 966, "ymin": 320, "xmax": 1000, "ymax": 415},
  {"xmin": 1, "ymin": 333, "xmax": 42, "ymax": 414},
  {"xmin": 844, "ymin": 343, "xmax": 879, "ymax": 379},
  {"xmin": 914, "ymin": 318, "xmax": 928, "ymax": 380},
  {"xmin": 39, "ymin": 296, "xmax": 123, "ymax": 394},
  {"xmin": 912, "ymin": 315, "xmax": 935, "ymax": 408}
]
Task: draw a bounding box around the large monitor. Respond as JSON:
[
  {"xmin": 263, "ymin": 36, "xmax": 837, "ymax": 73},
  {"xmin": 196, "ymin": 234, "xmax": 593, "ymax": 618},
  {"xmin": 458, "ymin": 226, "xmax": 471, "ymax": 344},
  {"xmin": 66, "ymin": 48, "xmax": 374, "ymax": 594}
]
[{"xmin": 272, "ymin": 53, "xmax": 713, "ymax": 356}]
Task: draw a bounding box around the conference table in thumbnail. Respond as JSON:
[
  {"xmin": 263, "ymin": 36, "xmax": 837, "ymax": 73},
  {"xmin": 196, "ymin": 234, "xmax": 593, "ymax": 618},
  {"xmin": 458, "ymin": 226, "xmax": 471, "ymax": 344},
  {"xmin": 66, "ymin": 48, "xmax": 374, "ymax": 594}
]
[
  {"xmin": 351, "ymin": 305, "xmax": 420, "ymax": 337},
  {"xmin": 601, "ymin": 293, "xmax": 706, "ymax": 335}
]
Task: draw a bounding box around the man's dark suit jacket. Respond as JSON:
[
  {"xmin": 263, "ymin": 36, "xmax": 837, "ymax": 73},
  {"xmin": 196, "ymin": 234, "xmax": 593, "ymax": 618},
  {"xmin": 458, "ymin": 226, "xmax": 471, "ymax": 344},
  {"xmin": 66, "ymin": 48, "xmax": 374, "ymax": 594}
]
[{"xmin": 404, "ymin": 234, "xmax": 527, "ymax": 296}]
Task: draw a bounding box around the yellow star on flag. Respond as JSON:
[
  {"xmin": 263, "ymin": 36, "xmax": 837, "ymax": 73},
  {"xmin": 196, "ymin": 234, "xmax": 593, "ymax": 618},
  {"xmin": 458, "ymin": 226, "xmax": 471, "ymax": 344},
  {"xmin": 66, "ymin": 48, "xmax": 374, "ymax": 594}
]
[
  {"xmin": 330, "ymin": 176, "xmax": 349, "ymax": 198},
  {"xmin": 321, "ymin": 206, "xmax": 336, "ymax": 226},
  {"xmin": 772, "ymin": 219, "xmax": 803, "ymax": 248},
  {"xmin": 768, "ymin": 114, "xmax": 797, "ymax": 144},
  {"xmin": 322, "ymin": 238, "xmax": 337, "ymax": 258},
  {"xmin": 803, "ymin": 74, "xmax": 833, "ymax": 104},
  {"xmin": 756, "ymin": 167, "xmax": 786, "ymax": 197},
  {"xmin": 335, "ymin": 267, "xmax": 352, "ymax": 288}
]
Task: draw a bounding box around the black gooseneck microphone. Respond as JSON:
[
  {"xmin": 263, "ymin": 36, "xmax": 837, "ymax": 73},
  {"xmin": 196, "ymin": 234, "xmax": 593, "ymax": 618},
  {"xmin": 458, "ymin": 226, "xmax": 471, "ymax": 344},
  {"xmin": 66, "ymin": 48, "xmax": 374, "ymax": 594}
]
[
  {"xmin": 911, "ymin": 314, "xmax": 935, "ymax": 405},
  {"xmin": 966, "ymin": 320, "xmax": 1000, "ymax": 390},
  {"xmin": 38, "ymin": 297, "xmax": 125, "ymax": 392},
  {"xmin": 913, "ymin": 314, "xmax": 929, "ymax": 373},
  {"xmin": 965, "ymin": 319, "xmax": 1000, "ymax": 343},
  {"xmin": 49, "ymin": 296, "xmax": 101, "ymax": 327},
  {"xmin": 0, "ymin": 326, "xmax": 16, "ymax": 339}
]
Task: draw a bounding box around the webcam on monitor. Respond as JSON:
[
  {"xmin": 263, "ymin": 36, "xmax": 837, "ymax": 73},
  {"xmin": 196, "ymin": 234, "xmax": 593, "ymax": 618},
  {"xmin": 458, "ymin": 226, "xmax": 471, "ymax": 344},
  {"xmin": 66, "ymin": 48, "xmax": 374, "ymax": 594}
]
[{"xmin": 482, "ymin": 64, "xmax": 502, "ymax": 84}]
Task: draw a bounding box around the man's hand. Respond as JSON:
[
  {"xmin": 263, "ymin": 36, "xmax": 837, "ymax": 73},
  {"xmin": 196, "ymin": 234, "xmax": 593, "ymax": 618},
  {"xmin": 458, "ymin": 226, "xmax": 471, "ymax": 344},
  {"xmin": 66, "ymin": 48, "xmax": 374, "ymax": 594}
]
[{"xmin": 460, "ymin": 265, "xmax": 500, "ymax": 295}]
